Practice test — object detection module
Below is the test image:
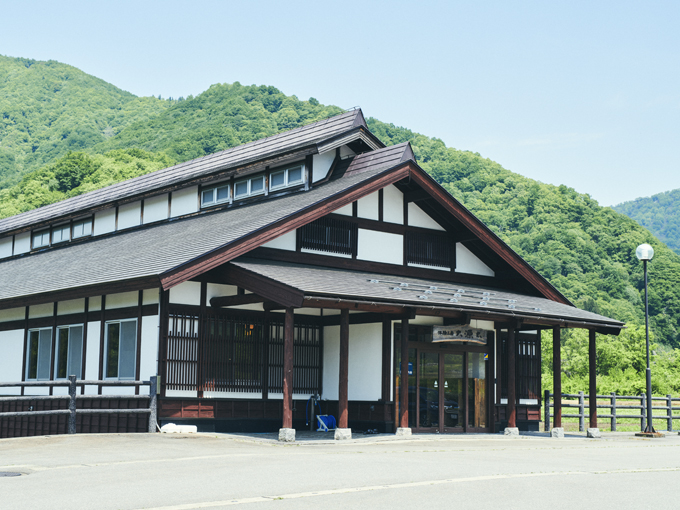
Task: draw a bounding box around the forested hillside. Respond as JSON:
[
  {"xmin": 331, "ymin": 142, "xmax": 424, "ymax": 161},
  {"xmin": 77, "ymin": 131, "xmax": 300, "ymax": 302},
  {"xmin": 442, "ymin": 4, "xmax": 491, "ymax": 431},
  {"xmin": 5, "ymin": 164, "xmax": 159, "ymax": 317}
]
[
  {"xmin": 0, "ymin": 55, "xmax": 169, "ymax": 188},
  {"xmin": 614, "ymin": 189, "xmax": 680, "ymax": 256},
  {"xmin": 2, "ymin": 56, "xmax": 680, "ymax": 360}
]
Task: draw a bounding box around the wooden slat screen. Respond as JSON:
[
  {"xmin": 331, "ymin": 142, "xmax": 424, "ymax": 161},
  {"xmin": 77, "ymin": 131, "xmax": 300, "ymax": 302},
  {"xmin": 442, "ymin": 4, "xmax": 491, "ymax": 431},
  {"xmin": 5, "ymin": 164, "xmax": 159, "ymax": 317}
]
[
  {"xmin": 165, "ymin": 311, "xmax": 321, "ymax": 395},
  {"xmin": 406, "ymin": 232, "xmax": 453, "ymax": 268},
  {"xmin": 500, "ymin": 332, "xmax": 541, "ymax": 402},
  {"xmin": 298, "ymin": 216, "xmax": 357, "ymax": 255}
]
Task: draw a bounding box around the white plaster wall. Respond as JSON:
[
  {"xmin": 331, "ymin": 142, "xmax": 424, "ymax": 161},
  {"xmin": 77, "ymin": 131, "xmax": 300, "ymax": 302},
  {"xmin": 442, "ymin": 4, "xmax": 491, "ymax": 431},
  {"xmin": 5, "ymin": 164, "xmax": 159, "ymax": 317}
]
[
  {"xmin": 268, "ymin": 392, "xmax": 314, "ymax": 400},
  {"xmin": 171, "ymin": 186, "xmax": 198, "ymax": 218},
  {"xmin": 58, "ymin": 299, "xmax": 85, "ymax": 315},
  {"xmin": 357, "ymin": 229, "xmax": 403, "ymax": 265},
  {"xmin": 261, "ymin": 230, "xmax": 296, "ymax": 251},
  {"xmin": 88, "ymin": 296, "xmax": 102, "ymax": 311},
  {"xmin": 0, "ymin": 329, "xmax": 24, "ymax": 394},
  {"xmin": 408, "ymin": 203, "xmax": 445, "ymax": 230},
  {"xmin": 84, "ymin": 321, "xmax": 101, "ymax": 394},
  {"xmin": 312, "ymin": 151, "xmax": 335, "ymax": 183},
  {"xmin": 410, "ymin": 316, "xmax": 445, "ymax": 326},
  {"xmin": 143, "ymin": 288, "xmax": 160, "ymax": 305},
  {"xmin": 143, "ymin": 194, "xmax": 169, "ymax": 224},
  {"xmin": 169, "ymin": 281, "xmax": 202, "ymax": 305},
  {"xmin": 0, "ymin": 307, "xmax": 25, "ymax": 322},
  {"xmin": 29, "ymin": 303, "xmax": 53, "ymax": 319},
  {"xmin": 294, "ymin": 308, "xmax": 322, "ymax": 316},
  {"xmin": 357, "ymin": 191, "xmax": 379, "ymax": 221},
  {"xmin": 94, "ymin": 208, "xmax": 116, "ymax": 236},
  {"xmin": 471, "ymin": 319, "xmax": 495, "ymax": 331},
  {"xmin": 321, "ymin": 323, "xmax": 383, "ymax": 401},
  {"xmin": 207, "ymin": 284, "xmax": 238, "ymax": 301},
  {"xmin": 383, "ymin": 185, "xmax": 404, "ymax": 224},
  {"xmin": 106, "ymin": 291, "xmax": 138, "ymax": 309},
  {"xmin": 14, "ymin": 232, "xmax": 30, "ymax": 254},
  {"xmin": 0, "ymin": 236, "xmax": 12, "ymax": 258},
  {"xmin": 165, "ymin": 390, "xmax": 198, "ymax": 398},
  {"xmin": 117, "ymin": 201, "xmax": 142, "ymax": 230},
  {"xmin": 333, "ymin": 203, "xmax": 353, "ymax": 216},
  {"xmin": 138, "ymin": 315, "xmax": 160, "ymax": 395},
  {"xmin": 456, "ymin": 243, "xmax": 495, "ymax": 277}
]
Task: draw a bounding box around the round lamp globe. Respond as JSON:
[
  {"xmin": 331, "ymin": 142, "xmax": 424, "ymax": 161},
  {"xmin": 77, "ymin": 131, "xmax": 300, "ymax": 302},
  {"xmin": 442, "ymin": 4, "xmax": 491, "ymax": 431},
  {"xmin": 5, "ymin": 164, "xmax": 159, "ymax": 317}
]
[{"xmin": 636, "ymin": 243, "xmax": 654, "ymax": 262}]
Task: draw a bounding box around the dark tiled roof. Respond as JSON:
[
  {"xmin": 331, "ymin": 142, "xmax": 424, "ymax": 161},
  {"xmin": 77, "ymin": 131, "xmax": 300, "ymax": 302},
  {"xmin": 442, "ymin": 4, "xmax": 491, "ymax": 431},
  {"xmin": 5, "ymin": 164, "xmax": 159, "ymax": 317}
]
[
  {"xmin": 0, "ymin": 144, "xmax": 412, "ymax": 306},
  {"xmin": 0, "ymin": 109, "xmax": 370, "ymax": 236},
  {"xmin": 230, "ymin": 259, "xmax": 624, "ymax": 329}
]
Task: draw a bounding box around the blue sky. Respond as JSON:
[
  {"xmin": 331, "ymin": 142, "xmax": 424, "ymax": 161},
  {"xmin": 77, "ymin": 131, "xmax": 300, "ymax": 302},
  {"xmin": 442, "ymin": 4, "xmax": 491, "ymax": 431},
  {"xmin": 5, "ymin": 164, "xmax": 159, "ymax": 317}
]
[{"xmin": 2, "ymin": 0, "xmax": 678, "ymax": 206}]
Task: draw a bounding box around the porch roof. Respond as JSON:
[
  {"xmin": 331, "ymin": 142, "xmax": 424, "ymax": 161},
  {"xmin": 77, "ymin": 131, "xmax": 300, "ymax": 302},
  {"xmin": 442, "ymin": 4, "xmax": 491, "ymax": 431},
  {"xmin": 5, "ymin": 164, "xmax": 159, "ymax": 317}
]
[{"xmin": 228, "ymin": 259, "xmax": 625, "ymax": 334}]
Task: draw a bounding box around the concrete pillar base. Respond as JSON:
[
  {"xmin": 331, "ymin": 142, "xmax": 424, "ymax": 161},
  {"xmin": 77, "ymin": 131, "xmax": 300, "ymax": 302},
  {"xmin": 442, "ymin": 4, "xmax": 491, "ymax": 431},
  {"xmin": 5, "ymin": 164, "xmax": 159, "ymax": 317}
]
[
  {"xmin": 278, "ymin": 428, "xmax": 296, "ymax": 442},
  {"xmin": 587, "ymin": 428, "xmax": 601, "ymax": 438},
  {"xmin": 395, "ymin": 427, "xmax": 412, "ymax": 437},
  {"xmin": 551, "ymin": 427, "xmax": 565, "ymax": 438},
  {"xmin": 504, "ymin": 427, "xmax": 519, "ymax": 436},
  {"xmin": 334, "ymin": 428, "xmax": 352, "ymax": 440}
]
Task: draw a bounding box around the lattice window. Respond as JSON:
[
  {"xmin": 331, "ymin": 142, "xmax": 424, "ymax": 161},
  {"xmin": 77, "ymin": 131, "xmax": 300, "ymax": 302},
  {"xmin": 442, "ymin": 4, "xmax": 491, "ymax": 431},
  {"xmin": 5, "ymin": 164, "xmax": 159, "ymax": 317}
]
[
  {"xmin": 406, "ymin": 232, "xmax": 453, "ymax": 268},
  {"xmin": 298, "ymin": 216, "xmax": 357, "ymax": 256},
  {"xmin": 500, "ymin": 331, "xmax": 541, "ymax": 401}
]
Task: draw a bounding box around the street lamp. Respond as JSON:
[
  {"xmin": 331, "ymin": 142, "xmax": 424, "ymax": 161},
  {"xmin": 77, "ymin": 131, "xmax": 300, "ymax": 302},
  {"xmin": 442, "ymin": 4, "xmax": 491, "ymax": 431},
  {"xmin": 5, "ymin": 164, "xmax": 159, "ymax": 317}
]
[{"xmin": 635, "ymin": 243, "xmax": 658, "ymax": 436}]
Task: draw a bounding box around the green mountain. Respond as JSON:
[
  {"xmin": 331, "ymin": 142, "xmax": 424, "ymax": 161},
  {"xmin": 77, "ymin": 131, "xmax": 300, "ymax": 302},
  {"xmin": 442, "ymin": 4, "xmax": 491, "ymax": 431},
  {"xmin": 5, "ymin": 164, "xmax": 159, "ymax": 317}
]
[
  {"xmin": 614, "ymin": 189, "xmax": 680, "ymax": 256},
  {"xmin": 0, "ymin": 55, "xmax": 170, "ymax": 188},
  {"xmin": 1, "ymin": 56, "xmax": 680, "ymax": 355}
]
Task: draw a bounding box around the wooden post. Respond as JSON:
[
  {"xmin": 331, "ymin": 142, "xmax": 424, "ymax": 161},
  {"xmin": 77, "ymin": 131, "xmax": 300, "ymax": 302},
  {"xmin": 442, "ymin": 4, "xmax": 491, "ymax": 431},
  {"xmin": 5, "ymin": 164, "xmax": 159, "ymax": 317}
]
[
  {"xmin": 148, "ymin": 376, "xmax": 158, "ymax": 433},
  {"xmin": 611, "ymin": 392, "xmax": 617, "ymax": 431},
  {"xmin": 68, "ymin": 375, "xmax": 77, "ymax": 435},
  {"xmin": 544, "ymin": 389, "xmax": 550, "ymax": 432},
  {"xmin": 589, "ymin": 329, "xmax": 597, "ymax": 429},
  {"xmin": 507, "ymin": 328, "xmax": 517, "ymax": 428},
  {"xmin": 381, "ymin": 318, "xmax": 391, "ymax": 403},
  {"xmin": 399, "ymin": 317, "xmax": 410, "ymax": 429},
  {"xmin": 282, "ymin": 307, "xmax": 294, "ymax": 429},
  {"xmin": 552, "ymin": 327, "xmax": 562, "ymax": 428},
  {"xmin": 338, "ymin": 309, "xmax": 349, "ymax": 429},
  {"xmin": 668, "ymin": 395, "xmax": 673, "ymax": 432},
  {"xmin": 578, "ymin": 391, "xmax": 585, "ymax": 432}
]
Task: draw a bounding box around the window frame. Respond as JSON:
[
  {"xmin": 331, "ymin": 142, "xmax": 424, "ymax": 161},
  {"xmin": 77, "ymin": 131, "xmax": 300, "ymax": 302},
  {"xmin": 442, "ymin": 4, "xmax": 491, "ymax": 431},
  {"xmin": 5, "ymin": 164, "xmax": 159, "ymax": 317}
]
[
  {"xmin": 54, "ymin": 324, "xmax": 84, "ymax": 380},
  {"xmin": 234, "ymin": 175, "xmax": 266, "ymax": 200},
  {"xmin": 32, "ymin": 229, "xmax": 51, "ymax": 249},
  {"xmin": 269, "ymin": 163, "xmax": 305, "ymax": 192},
  {"xmin": 200, "ymin": 183, "xmax": 231, "ymax": 208},
  {"xmin": 104, "ymin": 318, "xmax": 138, "ymax": 380},
  {"xmin": 25, "ymin": 327, "xmax": 53, "ymax": 381},
  {"xmin": 51, "ymin": 223, "xmax": 71, "ymax": 244},
  {"xmin": 72, "ymin": 217, "xmax": 93, "ymax": 240}
]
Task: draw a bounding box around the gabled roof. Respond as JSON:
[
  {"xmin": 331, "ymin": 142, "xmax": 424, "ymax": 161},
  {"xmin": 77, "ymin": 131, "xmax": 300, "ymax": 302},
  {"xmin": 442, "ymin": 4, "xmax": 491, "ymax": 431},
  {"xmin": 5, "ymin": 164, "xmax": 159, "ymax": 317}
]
[
  {"xmin": 0, "ymin": 143, "xmax": 413, "ymax": 308},
  {"xmin": 227, "ymin": 259, "xmax": 624, "ymax": 333},
  {"xmin": 0, "ymin": 109, "xmax": 381, "ymax": 236}
]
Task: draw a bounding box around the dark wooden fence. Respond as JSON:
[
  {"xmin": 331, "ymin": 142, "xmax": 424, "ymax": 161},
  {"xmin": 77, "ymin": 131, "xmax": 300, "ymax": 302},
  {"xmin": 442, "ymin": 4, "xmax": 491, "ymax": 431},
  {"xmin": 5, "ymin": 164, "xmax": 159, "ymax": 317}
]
[
  {"xmin": 0, "ymin": 376, "xmax": 157, "ymax": 438},
  {"xmin": 544, "ymin": 390, "xmax": 680, "ymax": 432}
]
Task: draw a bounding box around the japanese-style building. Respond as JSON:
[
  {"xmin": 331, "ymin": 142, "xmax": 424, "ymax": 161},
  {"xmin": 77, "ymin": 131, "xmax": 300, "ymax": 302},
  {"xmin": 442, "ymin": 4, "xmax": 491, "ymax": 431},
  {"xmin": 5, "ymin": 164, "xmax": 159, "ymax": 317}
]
[{"xmin": 0, "ymin": 109, "xmax": 624, "ymax": 439}]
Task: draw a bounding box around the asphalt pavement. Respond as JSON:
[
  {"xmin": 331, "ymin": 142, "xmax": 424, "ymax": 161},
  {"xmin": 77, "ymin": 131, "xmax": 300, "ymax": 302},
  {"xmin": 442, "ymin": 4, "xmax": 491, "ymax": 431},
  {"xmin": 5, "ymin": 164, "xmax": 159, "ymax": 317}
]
[{"xmin": 1, "ymin": 430, "xmax": 678, "ymax": 510}]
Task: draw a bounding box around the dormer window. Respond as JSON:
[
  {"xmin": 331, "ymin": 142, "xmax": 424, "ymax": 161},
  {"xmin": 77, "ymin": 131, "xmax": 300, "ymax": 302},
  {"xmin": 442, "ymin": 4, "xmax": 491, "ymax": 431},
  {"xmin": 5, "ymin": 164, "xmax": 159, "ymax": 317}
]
[
  {"xmin": 32, "ymin": 229, "xmax": 50, "ymax": 249},
  {"xmin": 270, "ymin": 164, "xmax": 304, "ymax": 191},
  {"xmin": 72, "ymin": 217, "xmax": 93, "ymax": 239},
  {"xmin": 52, "ymin": 223, "xmax": 70, "ymax": 244},
  {"xmin": 234, "ymin": 175, "xmax": 265, "ymax": 200},
  {"xmin": 201, "ymin": 183, "xmax": 231, "ymax": 208}
]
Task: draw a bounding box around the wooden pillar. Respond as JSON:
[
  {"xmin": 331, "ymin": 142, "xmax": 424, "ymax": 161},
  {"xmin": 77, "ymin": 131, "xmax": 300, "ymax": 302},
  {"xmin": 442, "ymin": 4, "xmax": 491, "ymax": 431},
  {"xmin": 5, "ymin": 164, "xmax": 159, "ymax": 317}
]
[
  {"xmin": 282, "ymin": 307, "xmax": 294, "ymax": 429},
  {"xmin": 589, "ymin": 329, "xmax": 597, "ymax": 429},
  {"xmin": 381, "ymin": 318, "xmax": 391, "ymax": 402},
  {"xmin": 399, "ymin": 317, "xmax": 410, "ymax": 429},
  {"xmin": 507, "ymin": 328, "xmax": 517, "ymax": 428},
  {"xmin": 338, "ymin": 309, "xmax": 349, "ymax": 429},
  {"xmin": 552, "ymin": 327, "xmax": 562, "ymax": 428}
]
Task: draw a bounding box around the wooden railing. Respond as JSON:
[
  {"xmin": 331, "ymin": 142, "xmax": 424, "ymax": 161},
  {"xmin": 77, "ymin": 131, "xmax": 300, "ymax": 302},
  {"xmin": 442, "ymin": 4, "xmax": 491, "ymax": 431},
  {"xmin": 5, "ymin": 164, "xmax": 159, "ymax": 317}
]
[
  {"xmin": 544, "ymin": 390, "xmax": 680, "ymax": 432},
  {"xmin": 0, "ymin": 376, "xmax": 158, "ymax": 434}
]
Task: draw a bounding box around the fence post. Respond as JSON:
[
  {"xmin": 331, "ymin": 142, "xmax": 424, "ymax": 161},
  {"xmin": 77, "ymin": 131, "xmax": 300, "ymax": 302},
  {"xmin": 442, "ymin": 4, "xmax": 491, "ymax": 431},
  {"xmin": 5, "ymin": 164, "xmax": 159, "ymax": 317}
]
[
  {"xmin": 68, "ymin": 375, "xmax": 77, "ymax": 435},
  {"xmin": 544, "ymin": 390, "xmax": 550, "ymax": 432},
  {"xmin": 641, "ymin": 394, "xmax": 646, "ymax": 432},
  {"xmin": 610, "ymin": 392, "xmax": 616, "ymax": 432},
  {"xmin": 148, "ymin": 376, "xmax": 158, "ymax": 433},
  {"xmin": 667, "ymin": 395, "xmax": 673, "ymax": 432},
  {"xmin": 578, "ymin": 391, "xmax": 585, "ymax": 432}
]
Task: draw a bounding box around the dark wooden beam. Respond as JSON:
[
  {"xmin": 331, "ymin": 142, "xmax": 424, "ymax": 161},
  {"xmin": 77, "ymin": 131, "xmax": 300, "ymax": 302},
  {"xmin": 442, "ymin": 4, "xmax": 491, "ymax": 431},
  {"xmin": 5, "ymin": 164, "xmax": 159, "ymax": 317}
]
[
  {"xmin": 209, "ymin": 294, "xmax": 265, "ymax": 308},
  {"xmin": 400, "ymin": 317, "xmax": 409, "ymax": 429},
  {"xmin": 321, "ymin": 312, "xmax": 386, "ymax": 327},
  {"xmin": 404, "ymin": 189, "xmax": 431, "ymax": 203},
  {"xmin": 222, "ymin": 264, "xmax": 304, "ymax": 308},
  {"xmin": 553, "ymin": 327, "xmax": 562, "ymax": 428},
  {"xmin": 507, "ymin": 327, "xmax": 517, "ymax": 428},
  {"xmin": 338, "ymin": 309, "xmax": 349, "ymax": 429},
  {"xmin": 381, "ymin": 319, "xmax": 391, "ymax": 403},
  {"xmin": 589, "ymin": 329, "xmax": 597, "ymax": 429},
  {"xmin": 282, "ymin": 307, "xmax": 294, "ymax": 429}
]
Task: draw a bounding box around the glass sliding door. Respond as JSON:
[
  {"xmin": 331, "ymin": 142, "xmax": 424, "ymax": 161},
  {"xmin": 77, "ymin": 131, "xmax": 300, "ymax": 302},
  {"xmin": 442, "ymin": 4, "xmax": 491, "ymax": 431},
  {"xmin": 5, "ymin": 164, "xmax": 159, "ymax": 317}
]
[
  {"xmin": 442, "ymin": 353, "xmax": 464, "ymax": 431},
  {"xmin": 419, "ymin": 352, "xmax": 439, "ymax": 429},
  {"xmin": 467, "ymin": 352, "xmax": 487, "ymax": 430}
]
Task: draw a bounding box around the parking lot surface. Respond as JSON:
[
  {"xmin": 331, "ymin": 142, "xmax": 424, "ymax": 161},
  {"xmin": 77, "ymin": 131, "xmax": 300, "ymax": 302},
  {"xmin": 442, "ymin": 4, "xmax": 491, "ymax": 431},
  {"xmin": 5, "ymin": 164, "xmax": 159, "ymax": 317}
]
[{"xmin": 1, "ymin": 431, "xmax": 679, "ymax": 510}]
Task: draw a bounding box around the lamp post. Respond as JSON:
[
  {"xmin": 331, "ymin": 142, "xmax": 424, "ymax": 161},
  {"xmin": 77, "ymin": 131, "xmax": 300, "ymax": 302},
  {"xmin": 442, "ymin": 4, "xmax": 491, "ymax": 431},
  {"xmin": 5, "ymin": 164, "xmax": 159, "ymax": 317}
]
[{"xmin": 635, "ymin": 243, "xmax": 659, "ymax": 436}]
